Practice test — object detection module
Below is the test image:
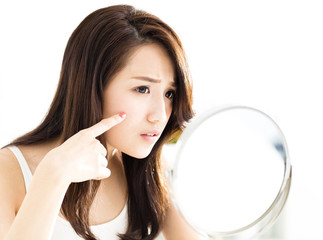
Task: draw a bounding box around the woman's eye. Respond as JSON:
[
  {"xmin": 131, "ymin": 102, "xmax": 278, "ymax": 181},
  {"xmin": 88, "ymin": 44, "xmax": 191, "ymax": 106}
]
[
  {"xmin": 135, "ymin": 86, "xmax": 150, "ymax": 94},
  {"xmin": 165, "ymin": 90, "xmax": 175, "ymax": 99}
]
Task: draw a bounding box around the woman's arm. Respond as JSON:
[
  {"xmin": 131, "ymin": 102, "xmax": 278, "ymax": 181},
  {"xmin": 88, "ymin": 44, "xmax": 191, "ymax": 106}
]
[
  {"xmin": 0, "ymin": 114, "xmax": 125, "ymax": 240},
  {"xmin": 0, "ymin": 149, "xmax": 25, "ymax": 239},
  {"xmin": 1, "ymin": 159, "xmax": 69, "ymax": 240}
]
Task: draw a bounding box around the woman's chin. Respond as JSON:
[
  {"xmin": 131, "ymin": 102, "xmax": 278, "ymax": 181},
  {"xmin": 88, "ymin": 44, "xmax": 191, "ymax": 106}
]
[{"xmin": 123, "ymin": 148, "xmax": 153, "ymax": 159}]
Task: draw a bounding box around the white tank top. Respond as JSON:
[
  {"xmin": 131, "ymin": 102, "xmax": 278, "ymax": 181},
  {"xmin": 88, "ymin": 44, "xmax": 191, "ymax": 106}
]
[{"xmin": 8, "ymin": 146, "xmax": 128, "ymax": 240}]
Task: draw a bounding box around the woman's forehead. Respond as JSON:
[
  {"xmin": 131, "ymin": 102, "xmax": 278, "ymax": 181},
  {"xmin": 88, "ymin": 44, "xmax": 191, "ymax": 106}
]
[{"xmin": 113, "ymin": 43, "xmax": 176, "ymax": 85}]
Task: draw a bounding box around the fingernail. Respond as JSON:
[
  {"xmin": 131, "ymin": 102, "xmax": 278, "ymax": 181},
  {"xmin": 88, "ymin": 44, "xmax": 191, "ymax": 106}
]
[{"xmin": 119, "ymin": 112, "xmax": 126, "ymax": 118}]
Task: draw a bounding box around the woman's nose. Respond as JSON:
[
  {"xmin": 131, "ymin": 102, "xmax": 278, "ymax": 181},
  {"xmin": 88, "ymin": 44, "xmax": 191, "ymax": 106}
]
[{"xmin": 147, "ymin": 96, "xmax": 169, "ymax": 124}]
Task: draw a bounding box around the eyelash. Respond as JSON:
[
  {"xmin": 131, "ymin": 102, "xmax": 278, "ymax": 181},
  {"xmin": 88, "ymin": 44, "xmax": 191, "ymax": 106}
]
[{"xmin": 135, "ymin": 86, "xmax": 176, "ymax": 99}]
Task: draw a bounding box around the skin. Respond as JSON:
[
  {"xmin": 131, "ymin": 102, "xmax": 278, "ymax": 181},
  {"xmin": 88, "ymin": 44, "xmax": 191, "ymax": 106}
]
[{"xmin": 0, "ymin": 43, "xmax": 201, "ymax": 240}]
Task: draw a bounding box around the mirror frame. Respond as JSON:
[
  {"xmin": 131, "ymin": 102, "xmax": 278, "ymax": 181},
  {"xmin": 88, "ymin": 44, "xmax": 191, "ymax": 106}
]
[{"xmin": 170, "ymin": 105, "xmax": 292, "ymax": 240}]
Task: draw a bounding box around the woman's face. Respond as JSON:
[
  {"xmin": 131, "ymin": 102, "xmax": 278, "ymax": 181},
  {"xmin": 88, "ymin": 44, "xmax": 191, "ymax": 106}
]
[{"xmin": 103, "ymin": 43, "xmax": 176, "ymax": 158}]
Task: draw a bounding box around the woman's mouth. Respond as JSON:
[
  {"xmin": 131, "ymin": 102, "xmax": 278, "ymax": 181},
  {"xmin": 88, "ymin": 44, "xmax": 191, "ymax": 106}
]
[{"xmin": 140, "ymin": 130, "xmax": 160, "ymax": 143}]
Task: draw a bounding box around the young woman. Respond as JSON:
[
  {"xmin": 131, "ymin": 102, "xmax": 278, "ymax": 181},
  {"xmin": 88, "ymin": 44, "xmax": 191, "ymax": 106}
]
[{"xmin": 0, "ymin": 5, "xmax": 199, "ymax": 240}]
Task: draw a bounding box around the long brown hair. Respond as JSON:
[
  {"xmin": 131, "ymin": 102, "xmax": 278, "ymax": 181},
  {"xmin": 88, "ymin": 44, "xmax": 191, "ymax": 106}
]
[{"xmin": 10, "ymin": 5, "xmax": 193, "ymax": 240}]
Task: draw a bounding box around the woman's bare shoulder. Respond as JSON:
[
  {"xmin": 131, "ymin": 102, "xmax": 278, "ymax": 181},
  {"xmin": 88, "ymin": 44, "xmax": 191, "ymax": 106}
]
[
  {"xmin": 0, "ymin": 147, "xmax": 18, "ymax": 165},
  {"xmin": 0, "ymin": 147, "xmax": 23, "ymax": 176},
  {"xmin": 0, "ymin": 147, "xmax": 26, "ymax": 212}
]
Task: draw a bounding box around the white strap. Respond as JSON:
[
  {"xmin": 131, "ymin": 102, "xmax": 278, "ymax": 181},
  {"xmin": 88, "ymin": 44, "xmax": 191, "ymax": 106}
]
[{"xmin": 8, "ymin": 146, "xmax": 33, "ymax": 191}]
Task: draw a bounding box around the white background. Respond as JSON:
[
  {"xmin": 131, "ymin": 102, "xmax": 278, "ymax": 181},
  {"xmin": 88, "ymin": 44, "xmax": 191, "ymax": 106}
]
[{"xmin": 0, "ymin": 1, "xmax": 322, "ymax": 239}]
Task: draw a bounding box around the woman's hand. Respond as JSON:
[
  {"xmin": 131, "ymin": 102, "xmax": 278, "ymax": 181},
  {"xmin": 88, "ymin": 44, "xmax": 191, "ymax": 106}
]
[{"xmin": 38, "ymin": 113, "xmax": 126, "ymax": 185}]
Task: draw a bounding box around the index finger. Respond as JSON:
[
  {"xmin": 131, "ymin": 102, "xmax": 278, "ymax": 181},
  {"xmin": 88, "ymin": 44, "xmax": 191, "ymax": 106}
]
[{"xmin": 86, "ymin": 113, "xmax": 126, "ymax": 138}]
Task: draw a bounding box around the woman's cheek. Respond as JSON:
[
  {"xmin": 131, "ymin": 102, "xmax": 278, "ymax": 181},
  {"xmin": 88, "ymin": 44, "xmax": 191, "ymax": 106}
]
[
  {"xmin": 103, "ymin": 90, "xmax": 134, "ymax": 116},
  {"xmin": 103, "ymin": 96, "xmax": 144, "ymax": 135}
]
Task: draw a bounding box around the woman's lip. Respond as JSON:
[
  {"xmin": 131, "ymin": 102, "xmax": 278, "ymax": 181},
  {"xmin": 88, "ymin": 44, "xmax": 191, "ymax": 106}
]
[
  {"xmin": 141, "ymin": 130, "xmax": 161, "ymax": 136},
  {"xmin": 140, "ymin": 132, "xmax": 160, "ymax": 143}
]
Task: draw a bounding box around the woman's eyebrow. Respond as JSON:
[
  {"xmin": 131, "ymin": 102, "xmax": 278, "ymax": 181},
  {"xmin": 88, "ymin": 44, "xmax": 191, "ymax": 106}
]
[{"xmin": 132, "ymin": 76, "xmax": 176, "ymax": 87}]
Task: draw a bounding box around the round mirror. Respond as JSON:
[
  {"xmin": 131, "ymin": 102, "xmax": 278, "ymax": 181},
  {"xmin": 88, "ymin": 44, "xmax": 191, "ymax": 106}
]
[{"xmin": 168, "ymin": 106, "xmax": 292, "ymax": 240}]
